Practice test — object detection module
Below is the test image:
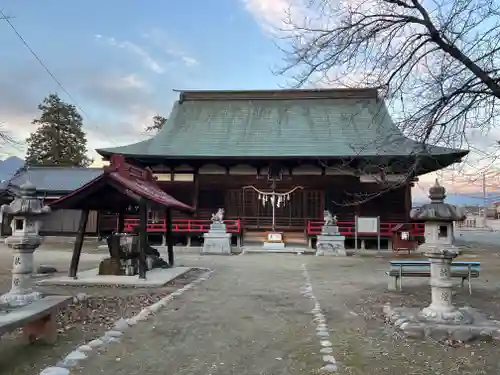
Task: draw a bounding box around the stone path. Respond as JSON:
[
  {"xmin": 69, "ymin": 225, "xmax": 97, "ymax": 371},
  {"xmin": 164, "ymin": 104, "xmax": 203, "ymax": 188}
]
[{"xmin": 71, "ymin": 254, "xmax": 325, "ymax": 375}]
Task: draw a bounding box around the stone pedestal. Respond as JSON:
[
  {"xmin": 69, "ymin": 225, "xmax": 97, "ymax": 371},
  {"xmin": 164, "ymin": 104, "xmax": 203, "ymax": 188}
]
[
  {"xmin": 202, "ymin": 223, "xmax": 231, "ymax": 255},
  {"xmin": 383, "ymin": 180, "xmax": 500, "ymax": 343},
  {"xmin": 262, "ymin": 232, "xmax": 286, "ymax": 251},
  {"xmin": 1, "ymin": 241, "xmax": 42, "ymax": 307},
  {"xmin": 316, "ymin": 225, "xmax": 346, "ymax": 256},
  {"xmin": 0, "ymin": 181, "xmax": 50, "ymax": 307},
  {"xmin": 262, "ymin": 241, "xmax": 286, "ymax": 250},
  {"xmin": 419, "ymin": 248, "xmax": 472, "ymax": 323}
]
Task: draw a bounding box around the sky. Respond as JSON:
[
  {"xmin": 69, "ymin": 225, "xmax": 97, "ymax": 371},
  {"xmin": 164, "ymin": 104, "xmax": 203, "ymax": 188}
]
[
  {"xmin": 0, "ymin": 0, "xmax": 291, "ymax": 156},
  {"xmin": 0, "ymin": 0, "xmax": 491, "ymax": 202}
]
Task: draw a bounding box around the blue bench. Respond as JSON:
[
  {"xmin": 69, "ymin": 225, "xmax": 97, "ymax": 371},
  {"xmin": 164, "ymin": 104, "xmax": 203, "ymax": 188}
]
[{"xmin": 387, "ymin": 260, "xmax": 480, "ymax": 294}]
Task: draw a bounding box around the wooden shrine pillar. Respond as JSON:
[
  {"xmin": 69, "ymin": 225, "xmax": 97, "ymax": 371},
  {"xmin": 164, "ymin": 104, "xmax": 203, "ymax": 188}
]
[
  {"xmin": 405, "ymin": 183, "xmax": 413, "ymax": 220},
  {"xmin": 192, "ymin": 172, "xmax": 199, "ymax": 215},
  {"xmin": 117, "ymin": 211, "xmax": 125, "ymax": 232},
  {"xmin": 69, "ymin": 209, "xmax": 90, "ymax": 278},
  {"xmin": 165, "ymin": 207, "xmax": 174, "ymax": 266},
  {"xmin": 138, "ymin": 199, "xmax": 148, "ymax": 279}
]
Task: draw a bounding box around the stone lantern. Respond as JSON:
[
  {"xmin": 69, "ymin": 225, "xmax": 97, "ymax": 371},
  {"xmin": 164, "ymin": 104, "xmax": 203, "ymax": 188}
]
[
  {"xmin": 410, "ymin": 179, "xmax": 468, "ymax": 323},
  {"xmin": 0, "ymin": 181, "xmax": 50, "ymax": 307}
]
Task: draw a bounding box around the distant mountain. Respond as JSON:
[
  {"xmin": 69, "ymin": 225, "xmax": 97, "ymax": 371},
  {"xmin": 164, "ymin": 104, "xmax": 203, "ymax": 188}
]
[{"xmin": 0, "ymin": 156, "xmax": 24, "ymax": 182}]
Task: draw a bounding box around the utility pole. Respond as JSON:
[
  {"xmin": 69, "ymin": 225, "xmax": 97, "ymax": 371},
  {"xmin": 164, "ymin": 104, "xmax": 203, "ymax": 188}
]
[{"xmin": 483, "ymin": 172, "xmax": 488, "ymax": 227}]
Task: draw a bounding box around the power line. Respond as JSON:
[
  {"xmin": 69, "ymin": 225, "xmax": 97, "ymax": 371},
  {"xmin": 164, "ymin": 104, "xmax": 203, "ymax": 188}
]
[{"xmin": 0, "ymin": 10, "xmax": 117, "ymax": 145}]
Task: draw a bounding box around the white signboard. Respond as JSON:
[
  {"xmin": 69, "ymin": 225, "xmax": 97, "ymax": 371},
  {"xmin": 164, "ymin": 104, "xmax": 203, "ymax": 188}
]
[
  {"xmin": 356, "ymin": 217, "xmax": 379, "ymax": 233},
  {"xmin": 267, "ymin": 232, "xmax": 283, "ymax": 242}
]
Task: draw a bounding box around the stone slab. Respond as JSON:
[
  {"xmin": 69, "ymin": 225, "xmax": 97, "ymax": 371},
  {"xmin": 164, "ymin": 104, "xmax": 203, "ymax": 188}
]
[
  {"xmin": 243, "ymin": 246, "xmax": 313, "ymax": 254},
  {"xmin": 0, "ymin": 296, "xmax": 72, "ymax": 336},
  {"xmin": 384, "ymin": 304, "xmax": 500, "ymax": 342},
  {"xmin": 36, "ymin": 267, "xmax": 192, "ymax": 287},
  {"xmin": 262, "ymin": 242, "xmax": 286, "ymax": 250}
]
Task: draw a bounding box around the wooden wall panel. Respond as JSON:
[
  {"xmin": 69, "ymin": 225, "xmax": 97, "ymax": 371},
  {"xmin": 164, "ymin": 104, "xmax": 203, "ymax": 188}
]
[{"xmin": 40, "ymin": 209, "xmax": 98, "ymax": 234}]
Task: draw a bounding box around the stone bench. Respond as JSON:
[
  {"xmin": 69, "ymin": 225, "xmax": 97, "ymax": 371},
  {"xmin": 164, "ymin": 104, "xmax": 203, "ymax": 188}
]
[
  {"xmin": 387, "ymin": 260, "xmax": 480, "ymax": 294},
  {"xmin": 0, "ymin": 296, "xmax": 72, "ymax": 344}
]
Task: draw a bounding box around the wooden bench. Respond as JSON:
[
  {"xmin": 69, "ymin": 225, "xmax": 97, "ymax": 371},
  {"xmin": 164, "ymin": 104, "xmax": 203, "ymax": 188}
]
[
  {"xmin": 0, "ymin": 296, "xmax": 72, "ymax": 344},
  {"xmin": 387, "ymin": 260, "xmax": 480, "ymax": 294}
]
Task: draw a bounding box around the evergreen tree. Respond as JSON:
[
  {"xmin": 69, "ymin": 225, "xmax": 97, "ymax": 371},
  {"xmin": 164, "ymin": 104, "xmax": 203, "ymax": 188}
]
[
  {"xmin": 26, "ymin": 93, "xmax": 92, "ymax": 167},
  {"xmin": 145, "ymin": 115, "xmax": 167, "ymax": 132}
]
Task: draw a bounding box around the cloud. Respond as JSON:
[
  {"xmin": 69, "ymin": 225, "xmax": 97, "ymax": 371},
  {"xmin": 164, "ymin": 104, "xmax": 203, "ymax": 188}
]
[
  {"xmin": 141, "ymin": 29, "xmax": 199, "ymax": 68},
  {"xmin": 84, "ymin": 73, "xmax": 151, "ymax": 103},
  {"xmin": 95, "ymin": 34, "xmax": 165, "ymax": 74},
  {"xmin": 0, "ymin": 62, "xmax": 168, "ymax": 161},
  {"xmin": 242, "ymin": 0, "xmax": 310, "ymax": 34},
  {"xmin": 182, "ymin": 56, "xmax": 199, "ymax": 67}
]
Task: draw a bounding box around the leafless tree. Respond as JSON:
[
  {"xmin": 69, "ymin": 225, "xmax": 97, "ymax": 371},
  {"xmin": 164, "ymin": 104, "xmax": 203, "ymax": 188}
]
[
  {"xmin": 279, "ymin": 0, "xmax": 500, "ymax": 146},
  {"xmin": 276, "ymin": 0, "xmax": 500, "ymax": 205},
  {"xmin": 0, "ymin": 121, "xmax": 23, "ymax": 158}
]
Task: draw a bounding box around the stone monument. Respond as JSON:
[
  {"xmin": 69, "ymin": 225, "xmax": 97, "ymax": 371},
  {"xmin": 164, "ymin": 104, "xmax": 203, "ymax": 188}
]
[
  {"xmin": 202, "ymin": 208, "xmax": 232, "ymax": 254},
  {"xmin": 384, "ymin": 180, "xmax": 500, "ymax": 342},
  {"xmin": 1, "ymin": 181, "xmax": 51, "ymax": 307},
  {"xmin": 316, "ymin": 211, "xmax": 346, "ymax": 256}
]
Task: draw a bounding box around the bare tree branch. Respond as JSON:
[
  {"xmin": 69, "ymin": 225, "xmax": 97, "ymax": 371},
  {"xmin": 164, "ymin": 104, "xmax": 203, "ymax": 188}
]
[{"xmin": 274, "ymin": 0, "xmax": 500, "ymax": 206}]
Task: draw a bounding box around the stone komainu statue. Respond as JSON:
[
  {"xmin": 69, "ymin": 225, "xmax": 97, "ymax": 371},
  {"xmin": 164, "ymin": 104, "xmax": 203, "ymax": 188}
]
[
  {"xmin": 211, "ymin": 208, "xmax": 225, "ymax": 223},
  {"xmin": 323, "ymin": 210, "xmax": 337, "ymax": 226}
]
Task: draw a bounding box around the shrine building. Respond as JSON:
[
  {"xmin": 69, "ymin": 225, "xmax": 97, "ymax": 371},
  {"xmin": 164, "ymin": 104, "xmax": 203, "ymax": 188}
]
[{"xmin": 93, "ymin": 88, "xmax": 467, "ymax": 248}]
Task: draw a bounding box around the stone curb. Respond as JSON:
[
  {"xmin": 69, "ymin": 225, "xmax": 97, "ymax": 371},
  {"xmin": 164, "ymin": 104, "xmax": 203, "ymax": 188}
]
[{"xmin": 38, "ymin": 268, "xmax": 214, "ymax": 375}]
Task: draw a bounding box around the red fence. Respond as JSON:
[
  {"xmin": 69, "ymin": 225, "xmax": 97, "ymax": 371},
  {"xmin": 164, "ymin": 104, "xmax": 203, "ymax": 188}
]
[
  {"xmin": 306, "ymin": 221, "xmax": 425, "ymax": 237},
  {"xmin": 122, "ymin": 219, "xmax": 241, "ymax": 233},
  {"xmin": 122, "ymin": 218, "xmax": 424, "ymax": 237}
]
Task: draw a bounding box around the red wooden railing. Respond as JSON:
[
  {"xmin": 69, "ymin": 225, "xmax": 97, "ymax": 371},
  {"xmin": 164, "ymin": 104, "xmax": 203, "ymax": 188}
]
[
  {"xmin": 122, "ymin": 219, "xmax": 241, "ymax": 233},
  {"xmin": 121, "ymin": 217, "xmax": 424, "ymax": 237},
  {"xmin": 306, "ymin": 221, "xmax": 425, "ymax": 237}
]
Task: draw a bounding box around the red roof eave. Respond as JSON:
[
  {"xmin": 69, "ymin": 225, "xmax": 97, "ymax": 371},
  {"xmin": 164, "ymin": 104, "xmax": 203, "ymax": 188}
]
[
  {"xmin": 110, "ymin": 172, "xmax": 194, "ymax": 213},
  {"xmin": 49, "ymin": 172, "xmax": 194, "ymax": 213}
]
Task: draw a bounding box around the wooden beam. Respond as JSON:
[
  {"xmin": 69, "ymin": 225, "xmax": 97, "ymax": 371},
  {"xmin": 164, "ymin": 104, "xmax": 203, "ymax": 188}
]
[
  {"xmin": 138, "ymin": 200, "xmax": 148, "ymax": 279},
  {"xmin": 68, "ymin": 209, "xmax": 89, "ymax": 278},
  {"xmin": 166, "ymin": 207, "xmax": 174, "ymax": 266}
]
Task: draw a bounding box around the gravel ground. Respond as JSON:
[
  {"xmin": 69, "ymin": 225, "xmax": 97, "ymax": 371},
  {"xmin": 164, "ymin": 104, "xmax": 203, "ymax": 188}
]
[
  {"xmin": 74, "ymin": 247, "xmax": 500, "ymax": 375},
  {"xmin": 2, "ymin": 243, "xmax": 500, "ymax": 374},
  {"xmin": 307, "ymin": 248, "xmax": 500, "ymax": 375},
  {"xmin": 0, "ymin": 245, "xmax": 204, "ymax": 375},
  {"xmin": 73, "ymin": 253, "xmax": 318, "ymax": 375}
]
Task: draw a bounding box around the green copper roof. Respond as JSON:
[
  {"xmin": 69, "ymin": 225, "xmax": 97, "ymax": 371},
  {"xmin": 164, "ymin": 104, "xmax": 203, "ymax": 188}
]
[{"xmin": 97, "ymin": 89, "xmax": 467, "ymax": 159}]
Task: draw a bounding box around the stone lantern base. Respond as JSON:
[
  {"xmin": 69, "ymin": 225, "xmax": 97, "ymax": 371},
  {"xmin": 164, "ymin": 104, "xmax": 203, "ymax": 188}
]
[
  {"xmin": 0, "ymin": 290, "xmax": 42, "ymax": 308},
  {"xmin": 384, "ymin": 244, "xmax": 500, "ymax": 342},
  {"xmin": 383, "ymin": 305, "xmax": 500, "ymax": 342}
]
